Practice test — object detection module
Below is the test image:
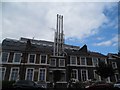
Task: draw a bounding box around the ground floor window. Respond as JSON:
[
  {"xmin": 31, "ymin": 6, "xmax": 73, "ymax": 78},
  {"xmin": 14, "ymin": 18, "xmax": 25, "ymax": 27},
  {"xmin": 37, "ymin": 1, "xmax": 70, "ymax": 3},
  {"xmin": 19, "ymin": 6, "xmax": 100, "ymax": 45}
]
[
  {"xmin": 26, "ymin": 68, "xmax": 34, "ymax": 81},
  {"xmin": 93, "ymin": 70, "xmax": 101, "ymax": 81},
  {"xmin": 81, "ymin": 69, "xmax": 88, "ymax": 81},
  {"xmin": 0, "ymin": 67, "xmax": 6, "ymax": 80},
  {"xmin": 71, "ymin": 69, "xmax": 78, "ymax": 79},
  {"xmin": 9, "ymin": 67, "xmax": 19, "ymax": 81},
  {"xmin": 60, "ymin": 71, "xmax": 66, "ymax": 81},
  {"xmin": 38, "ymin": 68, "xmax": 46, "ymax": 81}
]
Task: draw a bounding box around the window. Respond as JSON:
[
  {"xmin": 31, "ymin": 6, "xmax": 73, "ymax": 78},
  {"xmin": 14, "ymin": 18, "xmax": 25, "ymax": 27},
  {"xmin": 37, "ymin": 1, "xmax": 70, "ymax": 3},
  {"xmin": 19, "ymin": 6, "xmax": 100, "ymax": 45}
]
[
  {"xmin": 112, "ymin": 62, "xmax": 117, "ymax": 69},
  {"xmin": 2, "ymin": 52, "xmax": 9, "ymax": 63},
  {"xmin": 9, "ymin": 67, "xmax": 19, "ymax": 81},
  {"xmin": 100, "ymin": 58, "xmax": 107, "ymax": 64},
  {"xmin": 70, "ymin": 56, "xmax": 77, "ymax": 65},
  {"xmin": 13, "ymin": 53, "xmax": 21, "ymax": 63},
  {"xmin": 28, "ymin": 54, "xmax": 36, "ymax": 63},
  {"xmin": 92, "ymin": 58, "xmax": 98, "ymax": 66},
  {"xmin": 60, "ymin": 71, "xmax": 66, "ymax": 81},
  {"xmin": 71, "ymin": 69, "xmax": 78, "ymax": 79},
  {"xmin": 40, "ymin": 55, "xmax": 47, "ymax": 64},
  {"xmin": 26, "ymin": 68, "xmax": 34, "ymax": 81},
  {"xmin": 80, "ymin": 57, "xmax": 86, "ymax": 65},
  {"xmin": 86, "ymin": 58, "xmax": 92, "ymax": 65},
  {"xmin": 81, "ymin": 69, "xmax": 88, "ymax": 81},
  {"xmin": 50, "ymin": 58, "xmax": 56, "ymax": 67},
  {"xmin": 93, "ymin": 70, "xmax": 101, "ymax": 81},
  {"xmin": 38, "ymin": 68, "xmax": 46, "ymax": 81},
  {"xmin": 59, "ymin": 59, "xmax": 65, "ymax": 67},
  {"xmin": 0, "ymin": 67, "xmax": 6, "ymax": 80}
]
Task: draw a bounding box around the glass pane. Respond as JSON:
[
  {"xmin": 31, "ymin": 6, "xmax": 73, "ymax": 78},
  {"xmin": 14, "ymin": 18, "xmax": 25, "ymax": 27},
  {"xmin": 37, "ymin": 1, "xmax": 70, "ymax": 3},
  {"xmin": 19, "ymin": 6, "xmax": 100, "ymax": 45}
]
[
  {"xmin": 41, "ymin": 55, "xmax": 46, "ymax": 64},
  {"xmin": 2, "ymin": 52, "xmax": 8, "ymax": 62},
  {"xmin": 14, "ymin": 53, "xmax": 21, "ymax": 62},
  {"xmin": 29, "ymin": 55, "xmax": 35, "ymax": 63}
]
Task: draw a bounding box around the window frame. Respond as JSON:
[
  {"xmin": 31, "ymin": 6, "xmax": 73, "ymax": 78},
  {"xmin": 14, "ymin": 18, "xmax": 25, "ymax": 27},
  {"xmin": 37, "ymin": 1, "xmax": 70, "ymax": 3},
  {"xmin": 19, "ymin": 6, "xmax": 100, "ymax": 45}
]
[
  {"xmin": 2, "ymin": 52, "xmax": 10, "ymax": 63},
  {"xmin": 70, "ymin": 56, "xmax": 77, "ymax": 65},
  {"xmin": 38, "ymin": 68, "xmax": 46, "ymax": 81},
  {"xmin": 28, "ymin": 54, "xmax": 36, "ymax": 64},
  {"xmin": 1, "ymin": 67, "xmax": 6, "ymax": 80},
  {"xmin": 13, "ymin": 53, "xmax": 22, "ymax": 63},
  {"xmin": 71, "ymin": 69, "xmax": 78, "ymax": 80},
  {"xmin": 112, "ymin": 62, "xmax": 117, "ymax": 69},
  {"xmin": 59, "ymin": 59, "xmax": 65, "ymax": 67},
  {"xmin": 25, "ymin": 68, "xmax": 34, "ymax": 81},
  {"xmin": 80, "ymin": 57, "xmax": 87, "ymax": 65},
  {"xmin": 93, "ymin": 70, "xmax": 101, "ymax": 81},
  {"xmin": 92, "ymin": 57, "xmax": 98, "ymax": 66},
  {"xmin": 40, "ymin": 54, "xmax": 47, "ymax": 64},
  {"xmin": 50, "ymin": 58, "xmax": 56, "ymax": 67},
  {"xmin": 81, "ymin": 69, "xmax": 88, "ymax": 81},
  {"xmin": 9, "ymin": 67, "xmax": 19, "ymax": 81}
]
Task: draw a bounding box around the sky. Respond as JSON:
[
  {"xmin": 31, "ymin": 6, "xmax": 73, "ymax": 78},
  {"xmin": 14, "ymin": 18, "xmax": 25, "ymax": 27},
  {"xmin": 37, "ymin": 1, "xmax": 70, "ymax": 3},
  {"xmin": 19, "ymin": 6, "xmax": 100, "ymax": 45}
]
[{"xmin": 1, "ymin": 0, "xmax": 119, "ymax": 55}]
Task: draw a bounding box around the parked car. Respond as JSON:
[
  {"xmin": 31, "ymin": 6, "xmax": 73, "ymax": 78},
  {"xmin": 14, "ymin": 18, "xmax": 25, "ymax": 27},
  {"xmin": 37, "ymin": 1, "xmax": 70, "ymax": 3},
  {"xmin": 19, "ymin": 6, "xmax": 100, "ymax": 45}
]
[
  {"xmin": 114, "ymin": 80, "xmax": 120, "ymax": 89},
  {"xmin": 13, "ymin": 80, "xmax": 44, "ymax": 90},
  {"xmin": 37, "ymin": 81, "xmax": 47, "ymax": 88},
  {"xmin": 86, "ymin": 81, "xmax": 113, "ymax": 89}
]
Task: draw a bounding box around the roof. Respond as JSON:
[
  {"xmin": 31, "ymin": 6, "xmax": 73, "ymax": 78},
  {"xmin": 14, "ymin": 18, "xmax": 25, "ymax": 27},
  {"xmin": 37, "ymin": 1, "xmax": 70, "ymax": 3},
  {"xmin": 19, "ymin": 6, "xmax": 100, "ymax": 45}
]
[
  {"xmin": 88, "ymin": 51, "xmax": 107, "ymax": 58},
  {"xmin": 2, "ymin": 38, "xmax": 107, "ymax": 57}
]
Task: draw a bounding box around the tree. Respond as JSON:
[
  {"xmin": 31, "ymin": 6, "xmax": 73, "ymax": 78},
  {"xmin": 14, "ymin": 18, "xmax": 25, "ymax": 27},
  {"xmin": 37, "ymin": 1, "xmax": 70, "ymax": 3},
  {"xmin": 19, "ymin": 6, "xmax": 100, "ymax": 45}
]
[{"xmin": 95, "ymin": 61, "xmax": 114, "ymax": 80}]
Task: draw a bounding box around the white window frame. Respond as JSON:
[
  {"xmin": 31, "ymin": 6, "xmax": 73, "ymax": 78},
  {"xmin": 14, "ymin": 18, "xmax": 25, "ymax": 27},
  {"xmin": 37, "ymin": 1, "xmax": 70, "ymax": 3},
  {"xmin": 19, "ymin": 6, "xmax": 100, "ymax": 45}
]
[
  {"xmin": 81, "ymin": 69, "xmax": 88, "ymax": 81},
  {"xmin": 70, "ymin": 56, "xmax": 77, "ymax": 65},
  {"xmin": 2, "ymin": 52, "xmax": 10, "ymax": 63},
  {"xmin": 92, "ymin": 57, "xmax": 98, "ymax": 66},
  {"xmin": 71, "ymin": 69, "xmax": 78, "ymax": 80},
  {"xmin": 105, "ymin": 59, "xmax": 107, "ymax": 64},
  {"xmin": 38, "ymin": 68, "xmax": 46, "ymax": 81},
  {"xmin": 80, "ymin": 57, "xmax": 87, "ymax": 66},
  {"xmin": 13, "ymin": 53, "xmax": 22, "ymax": 63},
  {"xmin": 1, "ymin": 67, "xmax": 6, "ymax": 80},
  {"xmin": 25, "ymin": 68, "xmax": 34, "ymax": 81},
  {"xmin": 40, "ymin": 54, "xmax": 47, "ymax": 64},
  {"xmin": 9, "ymin": 67, "xmax": 19, "ymax": 81},
  {"xmin": 100, "ymin": 58, "xmax": 107, "ymax": 64},
  {"xmin": 59, "ymin": 59, "xmax": 65, "ymax": 67},
  {"xmin": 50, "ymin": 58, "xmax": 56, "ymax": 67},
  {"xmin": 112, "ymin": 62, "xmax": 117, "ymax": 69},
  {"xmin": 28, "ymin": 54, "xmax": 36, "ymax": 64},
  {"xmin": 93, "ymin": 70, "xmax": 101, "ymax": 81}
]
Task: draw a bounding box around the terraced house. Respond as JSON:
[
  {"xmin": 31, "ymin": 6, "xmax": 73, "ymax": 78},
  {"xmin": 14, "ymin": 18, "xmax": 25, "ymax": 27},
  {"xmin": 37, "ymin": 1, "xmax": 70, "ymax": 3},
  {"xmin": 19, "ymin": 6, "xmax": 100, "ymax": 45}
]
[{"xmin": 1, "ymin": 14, "xmax": 120, "ymax": 87}]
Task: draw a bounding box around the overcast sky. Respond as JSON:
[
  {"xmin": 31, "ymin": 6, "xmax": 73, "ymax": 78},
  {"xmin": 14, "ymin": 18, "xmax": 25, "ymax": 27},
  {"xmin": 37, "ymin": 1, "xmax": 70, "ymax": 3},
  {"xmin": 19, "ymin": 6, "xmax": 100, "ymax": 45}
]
[{"xmin": 1, "ymin": 0, "xmax": 119, "ymax": 55}]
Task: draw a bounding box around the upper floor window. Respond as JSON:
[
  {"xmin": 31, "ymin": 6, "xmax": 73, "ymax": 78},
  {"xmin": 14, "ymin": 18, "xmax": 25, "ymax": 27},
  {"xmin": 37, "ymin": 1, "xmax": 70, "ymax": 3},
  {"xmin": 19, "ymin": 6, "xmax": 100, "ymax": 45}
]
[
  {"xmin": 80, "ymin": 57, "xmax": 86, "ymax": 65},
  {"xmin": 28, "ymin": 54, "xmax": 36, "ymax": 63},
  {"xmin": 13, "ymin": 53, "xmax": 22, "ymax": 63},
  {"xmin": 112, "ymin": 62, "xmax": 117, "ymax": 69},
  {"xmin": 38, "ymin": 68, "xmax": 46, "ymax": 81},
  {"xmin": 50, "ymin": 58, "xmax": 56, "ymax": 67},
  {"xmin": 59, "ymin": 59, "xmax": 65, "ymax": 67},
  {"xmin": 92, "ymin": 58, "xmax": 98, "ymax": 66},
  {"xmin": 100, "ymin": 58, "xmax": 107, "ymax": 64},
  {"xmin": 9, "ymin": 67, "xmax": 19, "ymax": 81},
  {"xmin": 40, "ymin": 55, "xmax": 47, "ymax": 64},
  {"xmin": 26, "ymin": 68, "xmax": 34, "ymax": 81},
  {"xmin": 2, "ymin": 52, "xmax": 9, "ymax": 63},
  {"xmin": 70, "ymin": 56, "xmax": 77, "ymax": 65}
]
